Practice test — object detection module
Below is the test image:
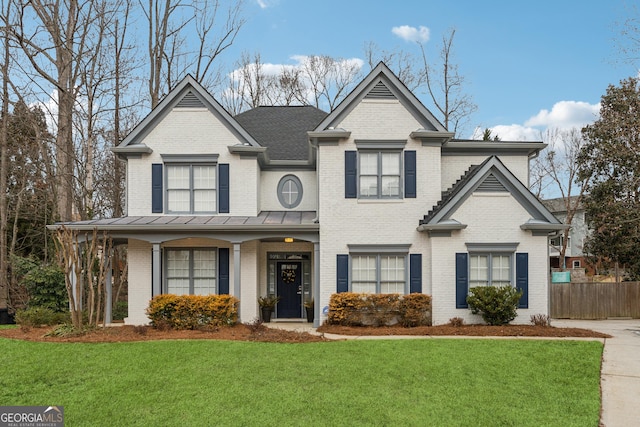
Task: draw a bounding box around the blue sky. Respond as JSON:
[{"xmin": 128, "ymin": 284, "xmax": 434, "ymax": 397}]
[{"xmin": 218, "ymin": 0, "xmax": 638, "ymax": 139}]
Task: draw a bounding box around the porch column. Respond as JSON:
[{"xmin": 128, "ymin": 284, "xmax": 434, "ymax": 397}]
[
  {"xmin": 105, "ymin": 250, "xmax": 113, "ymax": 324},
  {"xmin": 233, "ymin": 242, "xmax": 241, "ymax": 318},
  {"xmin": 70, "ymin": 242, "xmax": 81, "ymax": 311},
  {"xmin": 152, "ymin": 243, "xmax": 161, "ymax": 297},
  {"xmin": 313, "ymin": 242, "xmax": 320, "ymax": 328}
]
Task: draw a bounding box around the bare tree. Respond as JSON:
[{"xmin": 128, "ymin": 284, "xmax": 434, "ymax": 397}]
[
  {"xmin": 418, "ymin": 28, "xmax": 477, "ymax": 134},
  {"xmin": 0, "ymin": 0, "xmax": 11, "ymax": 311},
  {"xmin": 11, "ymin": 0, "xmax": 110, "ymax": 222},
  {"xmin": 363, "ymin": 41, "xmax": 425, "ymax": 91},
  {"xmin": 141, "ymin": 0, "xmax": 245, "ymax": 108},
  {"xmin": 533, "ymin": 127, "xmax": 591, "ymax": 267}
]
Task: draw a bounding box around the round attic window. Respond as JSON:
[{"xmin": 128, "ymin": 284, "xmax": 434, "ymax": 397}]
[{"xmin": 277, "ymin": 175, "xmax": 303, "ymax": 209}]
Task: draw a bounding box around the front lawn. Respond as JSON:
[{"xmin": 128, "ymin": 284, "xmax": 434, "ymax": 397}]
[{"xmin": 0, "ymin": 338, "xmax": 602, "ymax": 426}]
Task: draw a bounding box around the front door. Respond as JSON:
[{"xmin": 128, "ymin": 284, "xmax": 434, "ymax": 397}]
[{"xmin": 276, "ymin": 261, "xmax": 302, "ymax": 318}]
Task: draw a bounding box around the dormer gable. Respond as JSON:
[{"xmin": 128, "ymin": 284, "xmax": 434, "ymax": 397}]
[
  {"xmin": 309, "ymin": 62, "xmax": 454, "ymax": 144},
  {"xmin": 112, "ymin": 75, "xmax": 260, "ymax": 158},
  {"xmin": 419, "ymin": 156, "xmax": 565, "ymax": 236}
]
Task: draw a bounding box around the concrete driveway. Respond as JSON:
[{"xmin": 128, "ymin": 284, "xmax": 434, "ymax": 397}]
[{"xmin": 551, "ymin": 319, "xmax": 640, "ymax": 427}]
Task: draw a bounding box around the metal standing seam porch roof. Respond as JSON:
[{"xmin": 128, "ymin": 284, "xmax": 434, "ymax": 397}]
[{"xmin": 48, "ymin": 211, "xmax": 319, "ymax": 232}]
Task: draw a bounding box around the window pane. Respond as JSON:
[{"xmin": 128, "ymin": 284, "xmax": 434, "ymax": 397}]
[
  {"xmin": 282, "ymin": 179, "xmax": 299, "ymax": 205},
  {"xmin": 380, "ymin": 255, "xmax": 405, "ymax": 293},
  {"xmin": 381, "ymin": 177, "xmax": 400, "ymax": 196},
  {"xmin": 352, "ymin": 255, "xmax": 376, "ymax": 293},
  {"xmin": 492, "ymin": 255, "xmax": 511, "ymax": 285},
  {"xmin": 360, "ymin": 176, "xmax": 378, "ymax": 196},
  {"xmin": 167, "ymin": 166, "xmax": 190, "ymax": 189},
  {"xmin": 167, "ymin": 250, "xmax": 189, "ymax": 278},
  {"xmin": 194, "ymin": 190, "xmax": 216, "ymax": 212},
  {"xmin": 381, "ymin": 153, "xmax": 400, "ymax": 175},
  {"xmin": 193, "ymin": 250, "xmax": 216, "ymax": 278},
  {"xmin": 167, "ymin": 189, "xmax": 190, "ymax": 212},
  {"xmin": 360, "ymin": 152, "xmax": 378, "ymax": 175},
  {"xmin": 194, "ymin": 279, "xmax": 216, "ymax": 295},
  {"xmin": 167, "ymin": 279, "xmax": 189, "ymax": 295},
  {"xmin": 470, "ymin": 255, "xmax": 488, "ymax": 286},
  {"xmin": 193, "ymin": 166, "xmax": 216, "ymax": 189}
]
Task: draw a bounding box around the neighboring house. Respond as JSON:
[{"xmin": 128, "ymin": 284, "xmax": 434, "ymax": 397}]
[
  {"xmin": 55, "ymin": 63, "xmax": 563, "ymax": 326},
  {"xmin": 542, "ymin": 196, "xmax": 590, "ymax": 271}
]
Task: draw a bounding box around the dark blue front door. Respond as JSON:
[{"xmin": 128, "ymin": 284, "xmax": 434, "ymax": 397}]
[{"xmin": 276, "ymin": 261, "xmax": 302, "ymax": 318}]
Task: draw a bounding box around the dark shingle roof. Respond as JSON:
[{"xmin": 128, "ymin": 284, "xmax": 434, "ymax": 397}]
[{"xmin": 234, "ymin": 106, "xmax": 328, "ymax": 161}]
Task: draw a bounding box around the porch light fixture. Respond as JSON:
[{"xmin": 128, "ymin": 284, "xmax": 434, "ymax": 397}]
[{"xmin": 284, "ymin": 237, "xmax": 294, "ymax": 243}]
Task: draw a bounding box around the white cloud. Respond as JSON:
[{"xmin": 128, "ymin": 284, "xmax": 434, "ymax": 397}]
[
  {"xmin": 392, "ymin": 25, "xmax": 430, "ymax": 43},
  {"xmin": 256, "ymin": 0, "xmax": 278, "ymax": 9},
  {"xmin": 524, "ymin": 100, "xmax": 600, "ymax": 130},
  {"xmin": 476, "ymin": 124, "xmax": 542, "ymax": 141}
]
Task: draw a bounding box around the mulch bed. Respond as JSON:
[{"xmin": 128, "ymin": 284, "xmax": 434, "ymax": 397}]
[
  {"xmin": 0, "ymin": 322, "xmax": 610, "ymax": 343},
  {"xmin": 318, "ymin": 324, "xmax": 611, "ymax": 338}
]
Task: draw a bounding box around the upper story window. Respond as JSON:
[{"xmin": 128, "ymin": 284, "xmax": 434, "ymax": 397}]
[
  {"xmin": 359, "ymin": 151, "xmax": 401, "ymax": 198},
  {"xmin": 166, "ymin": 164, "xmax": 216, "ymax": 213},
  {"xmin": 345, "ymin": 141, "xmax": 415, "ymax": 200},
  {"xmin": 154, "ymin": 154, "xmax": 224, "ymax": 215},
  {"xmin": 277, "ymin": 175, "xmax": 303, "ymax": 208}
]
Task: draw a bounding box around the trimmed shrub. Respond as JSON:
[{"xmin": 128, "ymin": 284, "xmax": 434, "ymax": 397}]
[
  {"xmin": 398, "ymin": 293, "xmax": 432, "ymax": 326},
  {"xmin": 466, "ymin": 285, "xmax": 523, "ymax": 326},
  {"xmin": 146, "ymin": 294, "xmax": 239, "ymax": 330},
  {"xmin": 328, "ymin": 293, "xmax": 431, "ymax": 327},
  {"xmin": 15, "ymin": 307, "xmax": 71, "ymax": 328}
]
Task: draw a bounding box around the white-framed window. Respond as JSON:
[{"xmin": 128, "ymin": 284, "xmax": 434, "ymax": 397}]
[
  {"xmin": 351, "ymin": 253, "xmax": 406, "ymax": 293},
  {"xmin": 469, "ymin": 253, "xmax": 512, "ymax": 287},
  {"xmin": 277, "ymin": 175, "xmax": 303, "ymax": 208},
  {"xmin": 359, "ymin": 151, "xmax": 401, "ymax": 198},
  {"xmin": 165, "ymin": 248, "xmax": 217, "ymax": 295},
  {"xmin": 572, "ymin": 260, "xmax": 581, "ymax": 268},
  {"xmin": 166, "ymin": 164, "xmax": 216, "ymax": 213}
]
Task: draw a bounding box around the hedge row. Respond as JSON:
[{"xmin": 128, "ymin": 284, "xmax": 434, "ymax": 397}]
[
  {"xmin": 146, "ymin": 294, "xmax": 239, "ymax": 330},
  {"xmin": 327, "ymin": 293, "xmax": 432, "ymax": 327}
]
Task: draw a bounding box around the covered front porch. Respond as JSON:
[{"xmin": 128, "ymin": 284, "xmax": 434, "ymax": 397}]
[{"xmin": 51, "ymin": 211, "xmax": 321, "ymax": 327}]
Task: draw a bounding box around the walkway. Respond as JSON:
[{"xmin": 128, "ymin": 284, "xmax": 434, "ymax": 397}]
[
  {"xmin": 552, "ymin": 319, "xmax": 640, "ymax": 427},
  {"xmin": 267, "ymin": 319, "xmax": 640, "ymax": 427}
]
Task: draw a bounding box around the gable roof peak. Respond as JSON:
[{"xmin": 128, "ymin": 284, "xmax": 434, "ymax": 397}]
[{"xmin": 312, "ymin": 61, "xmax": 448, "ymax": 134}]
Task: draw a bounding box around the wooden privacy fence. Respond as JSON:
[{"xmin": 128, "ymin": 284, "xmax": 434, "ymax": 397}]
[{"xmin": 551, "ymin": 282, "xmax": 640, "ymax": 319}]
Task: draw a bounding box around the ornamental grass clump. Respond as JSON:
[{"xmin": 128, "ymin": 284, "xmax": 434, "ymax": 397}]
[{"xmin": 466, "ymin": 285, "xmax": 522, "ymax": 326}]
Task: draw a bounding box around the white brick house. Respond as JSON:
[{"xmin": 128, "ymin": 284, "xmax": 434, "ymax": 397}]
[{"xmin": 58, "ymin": 62, "xmax": 563, "ymax": 325}]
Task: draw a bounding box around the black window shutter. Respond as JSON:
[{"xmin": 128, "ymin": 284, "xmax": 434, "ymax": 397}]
[
  {"xmin": 336, "ymin": 254, "xmax": 349, "ymax": 293},
  {"xmin": 455, "ymin": 253, "xmax": 469, "ymax": 308},
  {"xmin": 404, "ymin": 150, "xmax": 416, "ymax": 198},
  {"xmin": 151, "ymin": 163, "xmax": 163, "ymax": 213},
  {"xmin": 409, "ymin": 253, "xmax": 422, "ymax": 293},
  {"xmin": 218, "ymin": 248, "xmax": 230, "ymax": 295},
  {"xmin": 218, "ymin": 164, "xmax": 230, "ymax": 213},
  {"xmin": 345, "ymin": 151, "xmax": 357, "ymax": 198},
  {"xmin": 515, "ymin": 253, "xmax": 529, "ymax": 308}
]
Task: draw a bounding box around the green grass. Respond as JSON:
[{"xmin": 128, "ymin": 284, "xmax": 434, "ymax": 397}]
[{"xmin": 0, "ymin": 338, "xmax": 602, "ymax": 426}]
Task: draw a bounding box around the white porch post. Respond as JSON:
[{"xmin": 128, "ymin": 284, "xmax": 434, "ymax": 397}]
[
  {"xmin": 233, "ymin": 242, "xmax": 241, "ymax": 318},
  {"xmin": 152, "ymin": 243, "xmax": 161, "ymax": 297},
  {"xmin": 105, "ymin": 250, "xmax": 113, "ymax": 324},
  {"xmin": 70, "ymin": 242, "xmax": 81, "ymax": 311},
  {"xmin": 313, "ymin": 241, "xmax": 320, "ymax": 327}
]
